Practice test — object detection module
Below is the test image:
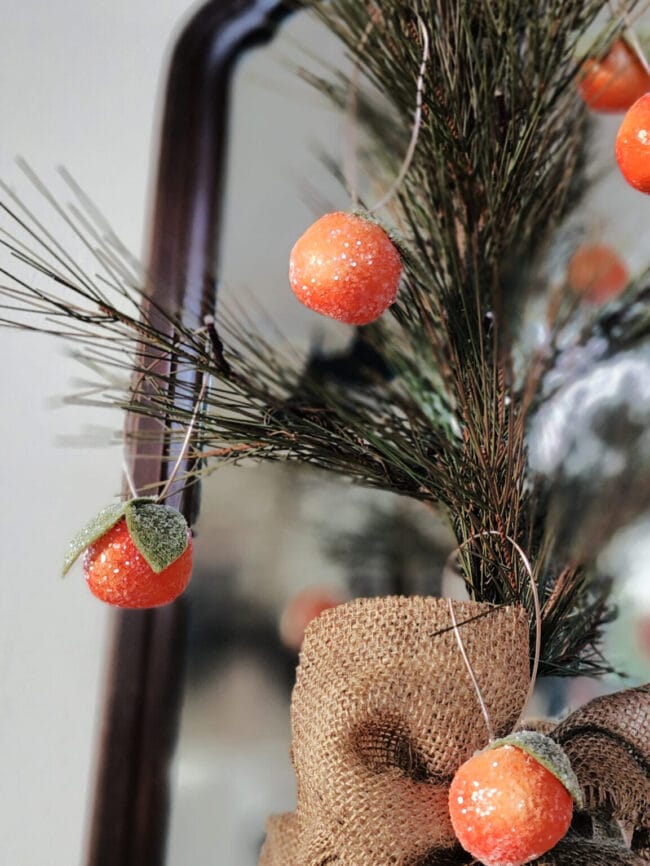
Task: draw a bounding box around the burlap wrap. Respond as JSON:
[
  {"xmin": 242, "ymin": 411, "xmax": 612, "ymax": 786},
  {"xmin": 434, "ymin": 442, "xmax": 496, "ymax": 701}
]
[{"xmin": 260, "ymin": 596, "xmax": 649, "ymax": 866}]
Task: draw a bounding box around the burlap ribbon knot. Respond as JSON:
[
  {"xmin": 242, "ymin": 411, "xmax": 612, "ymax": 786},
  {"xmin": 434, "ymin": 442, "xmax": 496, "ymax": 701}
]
[{"xmin": 260, "ymin": 596, "xmax": 649, "ymax": 865}]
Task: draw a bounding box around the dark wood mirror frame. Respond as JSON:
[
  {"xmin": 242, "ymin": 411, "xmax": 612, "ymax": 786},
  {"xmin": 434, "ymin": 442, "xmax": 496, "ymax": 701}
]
[{"xmin": 85, "ymin": 3, "xmax": 293, "ymax": 864}]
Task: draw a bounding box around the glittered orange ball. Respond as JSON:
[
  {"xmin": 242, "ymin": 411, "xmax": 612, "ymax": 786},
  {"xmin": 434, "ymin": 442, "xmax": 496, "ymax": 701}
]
[
  {"xmin": 448, "ymin": 740, "xmax": 575, "ymax": 866},
  {"xmin": 578, "ymin": 39, "xmax": 650, "ymax": 113},
  {"xmin": 616, "ymin": 93, "xmax": 650, "ymax": 194},
  {"xmin": 567, "ymin": 243, "xmax": 628, "ymax": 304},
  {"xmin": 84, "ymin": 517, "xmax": 193, "ymax": 609},
  {"xmin": 289, "ymin": 212, "xmax": 402, "ymax": 325}
]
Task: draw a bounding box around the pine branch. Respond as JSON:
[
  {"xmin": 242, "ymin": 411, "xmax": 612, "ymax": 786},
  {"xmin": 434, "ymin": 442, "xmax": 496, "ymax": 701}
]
[{"xmin": 2, "ymin": 0, "xmax": 645, "ymax": 677}]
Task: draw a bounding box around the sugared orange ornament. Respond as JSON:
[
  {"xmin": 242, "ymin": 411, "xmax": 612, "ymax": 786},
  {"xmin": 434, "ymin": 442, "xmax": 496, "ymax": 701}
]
[
  {"xmin": 289, "ymin": 211, "xmax": 402, "ymax": 325},
  {"xmin": 567, "ymin": 243, "xmax": 628, "ymax": 304},
  {"xmin": 63, "ymin": 498, "xmax": 193, "ymax": 608},
  {"xmin": 578, "ymin": 39, "xmax": 650, "ymax": 112},
  {"xmin": 448, "ymin": 732, "xmax": 582, "ymax": 866},
  {"xmin": 83, "ymin": 517, "xmax": 193, "ymax": 608},
  {"xmin": 616, "ymin": 93, "xmax": 650, "ymax": 194}
]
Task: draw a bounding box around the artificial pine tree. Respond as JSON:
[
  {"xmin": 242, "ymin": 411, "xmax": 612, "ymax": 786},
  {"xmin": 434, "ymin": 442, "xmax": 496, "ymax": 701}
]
[{"xmin": 1, "ymin": 1, "xmax": 649, "ymax": 864}]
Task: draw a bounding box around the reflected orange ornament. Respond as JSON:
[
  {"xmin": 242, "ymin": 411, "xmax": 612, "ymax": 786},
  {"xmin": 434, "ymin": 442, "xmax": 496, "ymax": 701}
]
[
  {"xmin": 567, "ymin": 243, "xmax": 628, "ymax": 304},
  {"xmin": 578, "ymin": 39, "xmax": 650, "ymax": 112},
  {"xmin": 279, "ymin": 586, "xmax": 346, "ymax": 651}
]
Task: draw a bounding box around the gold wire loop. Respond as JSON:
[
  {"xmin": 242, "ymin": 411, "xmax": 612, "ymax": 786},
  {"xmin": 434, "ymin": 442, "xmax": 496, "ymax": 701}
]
[{"xmin": 344, "ymin": 10, "xmax": 430, "ymax": 213}]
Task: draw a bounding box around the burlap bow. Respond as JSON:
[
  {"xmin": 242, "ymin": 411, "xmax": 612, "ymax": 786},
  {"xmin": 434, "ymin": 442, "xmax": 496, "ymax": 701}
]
[{"xmin": 260, "ymin": 596, "xmax": 649, "ymax": 865}]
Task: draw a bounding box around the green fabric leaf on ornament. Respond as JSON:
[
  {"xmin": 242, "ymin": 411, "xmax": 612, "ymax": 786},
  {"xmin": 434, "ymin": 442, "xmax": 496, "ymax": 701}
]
[
  {"xmin": 489, "ymin": 730, "xmax": 584, "ymax": 808},
  {"xmin": 62, "ymin": 501, "xmax": 129, "ymax": 575},
  {"xmin": 124, "ymin": 501, "xmax": 189, "ymax": 573}
]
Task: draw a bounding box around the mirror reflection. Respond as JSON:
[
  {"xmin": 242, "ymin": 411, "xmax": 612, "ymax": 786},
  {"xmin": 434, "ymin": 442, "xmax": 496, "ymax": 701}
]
[{"xmin": 157, "ymin": 9, "xmax": 650, "ymax": 866}]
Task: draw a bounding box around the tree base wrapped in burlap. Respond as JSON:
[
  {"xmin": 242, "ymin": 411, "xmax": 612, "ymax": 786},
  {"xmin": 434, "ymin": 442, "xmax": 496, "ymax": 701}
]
[{"xmin": 260, "ymin": 596, "xmax": 649, "ymax": 866}]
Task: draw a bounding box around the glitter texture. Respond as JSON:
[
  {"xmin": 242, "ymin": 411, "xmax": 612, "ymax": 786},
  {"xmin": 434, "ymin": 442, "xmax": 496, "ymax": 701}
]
[
  {"xmin": 289, "ymin": 212, "xmax": 402, "ymax": 325},
  {"xmin": 448, "ymin": 743, "xmax": 574, "ymax": 866},
  {"xmin": 616, "ymin": 93, "xmax": 650, "ymax": 194},
  {"xmin": 62, "ymin": 501, "xmax": 129, "ymax": 575},
  {"xmin": 488, "ymin": 731, "xmax": 583, "ymax": 807},
  {"xmin": 83, "ymin": 517, "xmax": 193, "ymax": 609},
  {"xmin": 124, "ymin": 500, "xmax": 189, "ymax": 573}
]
